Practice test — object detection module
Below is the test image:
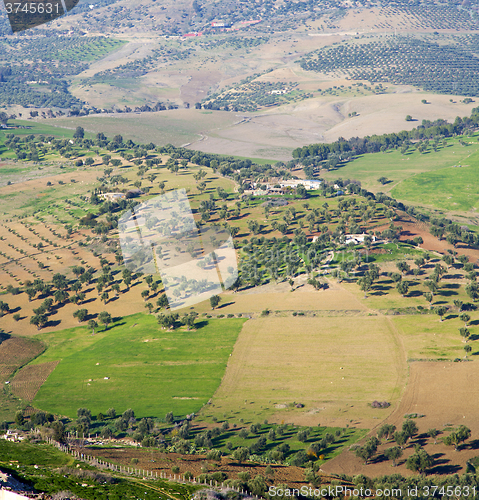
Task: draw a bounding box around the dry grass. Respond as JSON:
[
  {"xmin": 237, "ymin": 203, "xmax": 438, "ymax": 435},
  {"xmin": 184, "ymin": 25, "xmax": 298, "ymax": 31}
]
[
  {"xmin": 207, "ymin": 315, "xmax": 406, "ymax": 429},
  {"xmin": 190, "ymin": 279, "xmax": 368, "ymax": 315}
]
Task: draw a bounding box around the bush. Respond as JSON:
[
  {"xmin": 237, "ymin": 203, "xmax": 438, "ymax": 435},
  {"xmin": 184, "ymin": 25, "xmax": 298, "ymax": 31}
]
[
  {"xmin": 206, "ymin": 449, "xmax": 222, "ymax": 461},
  {"xmin": 171, "ymin": 466, "xmax": 180, "ymax": 474},
  {"xmin": 290, "ymin": 450, "xmax": 308, "ymax": 466},
  {"xmin": 371, "ymin": 401, "xmax": 391, "ymax": 409}
]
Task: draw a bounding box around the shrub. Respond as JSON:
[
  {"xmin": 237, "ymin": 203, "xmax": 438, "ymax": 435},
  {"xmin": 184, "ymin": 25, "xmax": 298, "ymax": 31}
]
[{"xmin": 371, "ymin": 401, "xmax": 391, "ymax": 409}]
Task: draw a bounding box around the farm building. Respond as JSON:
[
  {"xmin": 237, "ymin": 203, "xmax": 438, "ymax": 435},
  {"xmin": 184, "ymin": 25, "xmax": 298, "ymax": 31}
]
[
  {"xmin": 279, "ymin": 179, "xmax": 322, "ymax": 190},
  {"xmin": 1, "ymin": 430, "xmax": 23, "ymax": 443},
  {"xmin": 344, "ymin": 234, "xmax": 377, "ymax": 245},
  {"xmin": 270, "ymin": 89, "xmax": 291, "ymax": 95},
  {"xmin": 100, "ymin": 192, "xmax": 125, "ymax": 202},
  {"xmin": 244, "ymin": 179, "xmax": 321, "ymax": 197}
]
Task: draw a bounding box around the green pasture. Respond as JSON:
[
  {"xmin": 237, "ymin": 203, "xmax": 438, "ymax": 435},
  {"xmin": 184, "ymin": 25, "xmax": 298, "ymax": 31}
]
[
  {"xmin": 32, "ymin": 313, "xmax": 246, "ymax": 419},
  {"xmin": 392, "ymin": 313, "xmax": 472, "ymax": 360},
  {"xmin": 322, "ymin": 136, "xmax": 479, "ymax": 200},
  {"xmin": 391, "ymin": 163, "xmax": 479, "ymax": 212},
  {"xmin": 1, "ymin": 120, "xmax": 96, "ymax": 140}
]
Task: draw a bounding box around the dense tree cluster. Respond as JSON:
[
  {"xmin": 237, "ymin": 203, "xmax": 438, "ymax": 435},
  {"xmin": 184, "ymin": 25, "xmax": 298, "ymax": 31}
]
[{"xmin": 293, "ymin": 107, "xmax": 479, "ymax": 161}]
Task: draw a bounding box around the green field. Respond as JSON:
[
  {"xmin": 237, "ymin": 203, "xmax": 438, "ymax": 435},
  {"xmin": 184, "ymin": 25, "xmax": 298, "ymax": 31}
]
[
  {"xmin": 40, "ymin": 110, "xmax": 239, "ymax": 148},
  {"xmin": 1, "ymin": 120, "xmax": 97, "ymax": 141},
  {"xmin": 391, "ymin": 163, "xmax": 479, "ymax": 212},
  {"xmin": 32, "ymin": 314, "xmax": 246, "ymax": 419},
  {"xmin": 322, "ymin": 136, "xmax": 479, "ymax": 204}
]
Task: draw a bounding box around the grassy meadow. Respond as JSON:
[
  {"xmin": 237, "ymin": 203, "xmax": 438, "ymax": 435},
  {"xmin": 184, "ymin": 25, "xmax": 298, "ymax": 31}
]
[
  {"xmin": 391, "ymin": 163, "xmax": 479, "ymax": 212},
  {"xmin": 322, "ymin": 135, "xmax": 479, "ymax": 205},
  {"xmin": 31, "ymin": 314, "xmax": 246, "ymax": 419}
]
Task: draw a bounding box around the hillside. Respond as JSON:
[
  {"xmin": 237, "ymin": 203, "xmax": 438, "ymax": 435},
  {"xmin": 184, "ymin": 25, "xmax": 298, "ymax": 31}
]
[
  {"xmin": 3, "ymin": 0, "xmax": 479, "ymax": 158},
  {"xmin": 1, "ymin": 119, "xmax": 479, "ymax": 484}
]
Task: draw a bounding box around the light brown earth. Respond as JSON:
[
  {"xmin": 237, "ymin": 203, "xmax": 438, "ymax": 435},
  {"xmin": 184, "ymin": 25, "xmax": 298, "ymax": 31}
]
[
  {"xmin": 83, "ymin": 445, "xmax": 348, "ymax": 489},
  {"xmin": 322, "ymin": 361, "xmax": 479, "ymax": 477}
]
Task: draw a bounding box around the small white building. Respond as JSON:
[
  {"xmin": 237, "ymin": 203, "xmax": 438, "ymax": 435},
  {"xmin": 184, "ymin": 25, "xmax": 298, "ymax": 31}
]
[
  {"xmin": 279, "ymin": 179, "xmax": 322, "ymax": 190},
  {"xmin": 100, "ymin": 192, "xmax": 125, "ymax": 202},
  {"xmin": 1, "ymin": 431, "xmax": 23, "ymax": 443},
  {"xmin": 344, "ymin": 234, "xmax": 377, "ymax": 245}
]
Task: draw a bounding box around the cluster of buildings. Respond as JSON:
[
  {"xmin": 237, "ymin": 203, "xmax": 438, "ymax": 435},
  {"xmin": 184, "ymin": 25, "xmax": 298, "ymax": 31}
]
[
  {"xmin": 270, "ymin": 88, "xmax": 292, "ymax": 95},
  {"xmin": 243, "ymin": 179, "xmax": 323, "ymax": 196},
  {"xmin": 1, "ymin": 430, "xmax": 24, "ymax": 443}
]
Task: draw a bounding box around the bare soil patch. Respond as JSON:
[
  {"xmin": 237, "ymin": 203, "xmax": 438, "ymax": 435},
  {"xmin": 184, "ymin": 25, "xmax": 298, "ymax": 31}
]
[
  {"xmin": 322, "ymin": 361, "xmax": 479, "ymax": 477},
  {"xmin": 83, "ymin": 446, "xmax": 341, "ymax": 489},
  {"xmin": 394, "ymin": 215, "xmax": 479, "ymax": 263}
]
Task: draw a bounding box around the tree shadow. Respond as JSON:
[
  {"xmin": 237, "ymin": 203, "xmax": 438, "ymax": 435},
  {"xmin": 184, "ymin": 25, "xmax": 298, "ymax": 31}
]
[
  {"xmin": 445, "ymin": 314, "xmax": 458, "ymax": 320},
  {"xmin": 443, "ymin": 276, "xmax": 463, "ymax": 282},
  {"xmin": 217, "ymin": 302, "xmax": 234, "ymax": 309},
  {"xmin": 0, "ymin": 331, "xmax": 11, "ymax": 344},
  {"xmin": 46, "ymin": 319, "xmax": 62, "ymax": 328},
  {"xmin": 194, "ymin": 320, "xmax": 209, "ymax": 329},
  {"xmin": 82, "ymin": 297, "xmax": 97, "ymax": 305},
  {"xmin": 438, "ymin": 290, "xmax": 459, "ymax": 297},
  {"xmin": 429, "ymin": 460, "xmax": 462, "ymax": 475}
]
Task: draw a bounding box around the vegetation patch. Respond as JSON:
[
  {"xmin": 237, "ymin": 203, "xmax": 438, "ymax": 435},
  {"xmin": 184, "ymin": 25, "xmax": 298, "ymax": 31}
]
[{"xmin": 32, "ymin": 314, "xmax": 245, "ymax": 419}]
